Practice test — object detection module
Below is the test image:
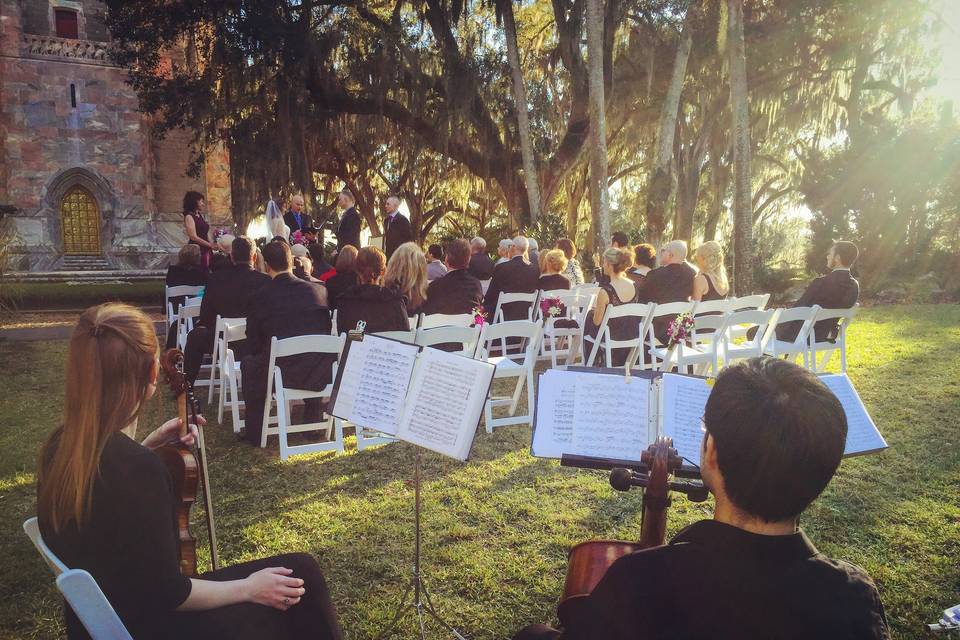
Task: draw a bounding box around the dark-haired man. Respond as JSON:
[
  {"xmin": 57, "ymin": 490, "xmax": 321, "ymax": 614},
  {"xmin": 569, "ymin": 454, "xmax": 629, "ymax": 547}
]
[
  {"xmin": 611, "ymin": 231, "xmax": 630, "ymax": 249},
  {"xmin": 383, "ymin": 195, "xmax": 413, "ymax": 259},
  {"xmin": 426, "ymin": 244, "xmax": 448, "ymax": 281},
  {"xmin": 182, "ymin": 236, "xmax": 269, "ymax": 385},
  {"xmin": 779, "ymin": 241, "xmax": 860, "ymax": 342},
  {"xmin": 515, "ymin": 358, "xmax": 890, "ymax": 640},
  {"xmin": 240, "ymin": 240, "xmax": 332, "ymax": 446},
  {"xmin": 422, "ymin": 238, "xmax": 483, "ymax": 316}
]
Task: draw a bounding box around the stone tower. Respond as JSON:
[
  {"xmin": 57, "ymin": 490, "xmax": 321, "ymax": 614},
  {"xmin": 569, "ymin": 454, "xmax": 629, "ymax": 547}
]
[{"xmin": 0, "ymin": 0, "xmax": 232, "ymax": 272}]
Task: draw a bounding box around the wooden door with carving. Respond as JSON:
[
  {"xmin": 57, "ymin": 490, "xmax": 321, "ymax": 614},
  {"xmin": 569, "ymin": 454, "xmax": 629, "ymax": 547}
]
[{"xmin": 60, "ymin": 186, "xmax": 101, "ymax": 255}]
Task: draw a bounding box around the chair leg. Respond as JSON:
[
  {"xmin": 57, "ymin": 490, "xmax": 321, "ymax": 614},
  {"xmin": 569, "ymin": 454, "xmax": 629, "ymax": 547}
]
[
  {"xmin": 484, "ymin": 396, "xmax": 494, "ymax": 433},
  {"xmin": 508, "ymin": 374, "xmax": 525, "ymax": 416},
  {"xmin": 277, "ymin": 398, "xmax": 290, "ymax": 461}
]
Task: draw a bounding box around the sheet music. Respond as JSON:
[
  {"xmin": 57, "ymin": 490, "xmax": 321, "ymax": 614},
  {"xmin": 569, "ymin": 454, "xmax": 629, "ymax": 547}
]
[
  {"xmin": 531, "ymin": 370, "xmax": 650, "ymax": 462},
  {"xmin": 331, "ymin": 335, "xmax": 420, "ymax": 435},
  {"xmin": 659, "ymin": 373, "xmax": 711, "ymax": 467},
  {"xmin": 397, "ymin": 347, "xmax": 494, "ymax": 460},
  {"xmin": 818, "ymin": 374, "xmax": 888, "ymax": 456}
]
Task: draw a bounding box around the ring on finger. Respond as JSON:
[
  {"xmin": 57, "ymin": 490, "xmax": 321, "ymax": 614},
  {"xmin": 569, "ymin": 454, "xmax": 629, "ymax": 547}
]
[{"xmin": 283, "ymin": 597, "xmax": 290, "ymax": 606}]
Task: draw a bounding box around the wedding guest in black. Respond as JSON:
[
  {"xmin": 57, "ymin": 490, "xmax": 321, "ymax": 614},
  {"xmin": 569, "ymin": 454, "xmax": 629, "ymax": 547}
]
[
  {"xmin": 182, "ymin": 237, "xmax": 270, "ymax": 385},
  {"xmin": 483, "ymin": 235, "xmax": 539, "ymax": 322},
  {"xmin": 626, "ymin": 243, "xmax": 656, "ymax": 284},
  {"xmin": 777, "ymin": 241, "xmax": 860, "ymax": 342},
  {"xmin": 426, "ymin": 244, "xmax": 448, "ymax": 281},
  {"xmin": 556, "ymin": 238, "xmax": 584, "ymax": 286},
  {"xmin": 638, "ymin": 240, "xmax": 697, "ymax": 343},
  {"xmin": 384, "ymin": 242, "xmax": 428, "ymax": 316},
  {"xmin": 240, "ymin": 241, "xmax": 332, "ymax": 446},
  {"xmin": 38, "ymin": 303, "xmax": 343, "ymax": 640},
  {"xmin": 283, "ymin": 194, "xmax": 312, "ymax": 235},
  {"xmin": 583, "ymin": 248, "xmax": 641, "ymax": 366},
  {"xmin": 527, "ymin": 238, "xmax": 541, "ymax": 274},
  {"xmin": 182, "ymin": 191, "xmax": 214, "ymax": 272},
  {"xmin": 334, "ymin": 189, "xmax": 361, "ymax": 254},
  {"xmin": 513, "ymin": 358, "xmax": 890, "ymax": 640},
  {"xmin": 383, "ymin": 194, "xmax": 413, "ymax": 259},
  {"xmin": 422, "ymin": 239, "xmax": 483, "ymax": 316},
  {"xmin": 165, "ymin": 244, "xmax": 208, "ymax": 349},
  {"xmin": 538, "ymin": 250, "xmax": 572, "ymax": 291},
  {"xmin": 325, "ymin": 246, "xmax": 359, "ymax": 310},
  {"xmin": 611, "ymin": 231, "xmax": 630, "ymax": 249},
  {"xmin": 336, "ymin": 246, "xmax": 410, "ymax": 335},
  {"xmin": 468, "ymin": 237, "xmax": 495, "ymax": 280},
  {"xmin": 292, "ymin": 249, "xmax": 329, "ymax": 299},
  {"xmin": 303, "ymin": 227, "xmax": 335, "ymax": 280},
  {"xmin": 692, "ymin": 240, "xmax": 730, "ymax": 302}
]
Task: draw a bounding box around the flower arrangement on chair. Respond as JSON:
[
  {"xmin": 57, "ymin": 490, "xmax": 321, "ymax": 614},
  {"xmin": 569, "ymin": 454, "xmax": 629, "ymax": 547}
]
[
  {"xmin": 539, "ymin": 297, "xmax": 567, "ymax": 322},
  {"xmin": 666, "ymin": 313, "xmax": 695, "ymax": 348},
  {"xmin": 472, "ymin": 305, "xmax": 486, "ymax": 327}
]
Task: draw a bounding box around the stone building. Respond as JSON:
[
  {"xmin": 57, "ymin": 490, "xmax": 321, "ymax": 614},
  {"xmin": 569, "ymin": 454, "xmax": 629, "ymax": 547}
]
[{"xmin": 0, "ymin": 0, "xmax": 232, "ymax": 273}]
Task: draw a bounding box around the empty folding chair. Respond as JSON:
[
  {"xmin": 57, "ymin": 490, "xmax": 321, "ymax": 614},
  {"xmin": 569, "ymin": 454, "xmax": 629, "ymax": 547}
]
[
  {"xmin": 202, "ymin": 316, "xmax": 243, "ymax": 403},
  {"xmin": 585, "ymin": 302, "xmax": 656, "ymax": 369},
  {"xmin": 727, "ymin": 293, "xmax": 771, "ymax": 340},
  {"xmin": 261, "ymin": 334, "xmax": 346, "ymax": 461},
  {"xmin": 174, "ymin": 299, "xmax": 203, "ymax": 351},
  {"xmin": 165, "ymin": 284, "xmax": 204, "ymax": 326},
  {"xmin": 762, "ymin": 306, "xmax": 820, "ymax": 368},
  {"xmin": 650, "ymin": 312, "xmax": 727, "ymax": 375},
  {"xmin": 808, "ymin": 304, "xmax": 858, "ymax": 373},
  {"xmin": 476, "ymin": 320, "xmax": 543, "ymax": 431},
  {"xmin": 416, "ymin": 325, "xmax": 483, "ymax": 358},
  {"xmin": 692, "ymin": 299, "xmax": 731, "ymax": 316},
  {"xmin": 642, "ymin": 301, "xmax": 698, "ymax": 363},
  {"xmin": 540, "ymin": 292, "xmax": 595, "ymax": 368},
  {"xmin": 718, "ymin": 308, "xmax": 776, "ymax": 365},
  {"xmin": 490, "ymin": 291, "xmax": 539, "ymax": 355},
  {"xmin": 217, "ymin": 320, "xmax": 247, "ymax": 429},
  {"xmin": 419, "ymin": 313, "xmax": 475, "ymax": 329}
]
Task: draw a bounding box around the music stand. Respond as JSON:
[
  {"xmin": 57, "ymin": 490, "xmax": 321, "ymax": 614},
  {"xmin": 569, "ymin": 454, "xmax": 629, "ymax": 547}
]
[{"xmin": 374, "ymin": 446, "xmax": 467, "ymax": 640}]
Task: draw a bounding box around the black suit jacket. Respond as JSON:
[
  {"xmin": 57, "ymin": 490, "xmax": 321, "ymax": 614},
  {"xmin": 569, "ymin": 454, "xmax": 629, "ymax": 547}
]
[
  {"xmin": 283, "ymin": 210, "xmax": 312, "ymax": 235},
  {"xmin": 198, "ymin": 264, "xmax": 271, "ymax": 329},
  {"xmin": 335, "ymin": 284, "xmax": 410, "ymax": 335},
  {"xmin": 468, "ymin": 252, "xmax": 496, "ymax": 280},
  {"xmin": 778, "ymin": 269, "xmax": 859, "ymax": 342},
  {"xmin": 483, "ymin": 256, "xmax": 540, "ymax": 321},
  {"xmin": 384, "ymin": 213, "xmax": 413, "ymax": 258},
  {"xmin": 336, "ymin": 207, "xmax": 362, "ymax": 252},
  {"xmin": 422, "ymin": 269, "xmax": 484, "ymax": 316},
  {"xmin": 636, "ymin": 262, "xmax": 696, "ymax": 304}
]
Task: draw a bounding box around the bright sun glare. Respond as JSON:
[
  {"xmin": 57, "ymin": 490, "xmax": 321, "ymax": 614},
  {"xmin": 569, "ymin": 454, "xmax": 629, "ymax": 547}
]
[{"xmin": 931, "ymin": 0, "xmax": 960, "ymax": 103}]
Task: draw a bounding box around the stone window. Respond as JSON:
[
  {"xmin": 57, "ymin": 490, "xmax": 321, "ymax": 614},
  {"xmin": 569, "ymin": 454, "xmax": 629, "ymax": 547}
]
[{"xmin": 54, "ymin": 9, "xmax": 79, "ymax": 39}]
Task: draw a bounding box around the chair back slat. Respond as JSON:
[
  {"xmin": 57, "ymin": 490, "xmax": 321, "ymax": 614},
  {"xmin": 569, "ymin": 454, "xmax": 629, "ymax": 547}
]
[
  {"xmin": 23, "ymin": 517, "xmax": 67, "ymax": 576},
  {"xmin": 419, "ymin": 313, "xmax": 475, "ymax": 329},
  {"xmin": 271, "ymin": 334, "xmax": 345, "ymax": 359},
  {"xmin": 373, "ymin": 329, "xmax": 418, "ymax": 343},
  {"xmin": 729, "ymin": 293, "xmax": 770, "ymax": 312},
  {"xmin": 57, "ymin": 570, "xmax": 134, "ymax": 640},
  {"xmin": 416, "ymin": 325, "xmax": 482, "ymax": 357}
]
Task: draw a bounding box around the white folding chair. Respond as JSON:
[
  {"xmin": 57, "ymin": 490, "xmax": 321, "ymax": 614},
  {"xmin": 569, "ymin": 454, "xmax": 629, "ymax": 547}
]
[
  {"xmin": 418, "ymin": 313, "xmax": 475, "ymax": 329},
  {"xmin": 174, "ymin": 300, "xmax": 203, "ymax": 351},
  {"xmin": 203, "ymin": 316, "xmax": 243, "ymax": 403},
  {"xmin": 573, "ymin": 283, "xmax": 601, "ymax": 299},
  {"xmin": 719, "ymin": 308, "xmax": 776, "ymax": 364},
  {"xmin": 808, "ymin": 304, "xmax": 858, "ymax": 373},
  {"xmin": 217, "ymin": 320, "xmax": 247, "ymax": 429},
  {"xmin": 477, "ymin": 321, "xmax": 543, "ymax": 431},
  {"xmin": 415, "ymin": 325, "xmax": 483, "ymax": 358},
  {"xmin": 726, "ymin": 294, "xmax": 771, "ymax": 340},
  {"xmin": 373, "ymin": 329, "xmax": 418, "ymax": 343},
  {"xmin": 540, "ymin": 292, "xmax": 595, "ymax": 368},
  {"xmin": 165, "ymin": 285, "xmax": 204, "ymax": 326},
  {"xmin": 762, "ymin": 306, "xmax": 820, "ymax": 368},
  {"xmin": 585, "ymin": 302, "xmax": 657, "ymax": 369},
  {"xmin": 490, "ymin": 291, "xmax": 538, "ymax": 355},
  {"xmin": 641, "ymin": 301, "xmax": 698, "ymax": 365},
  {"xmin": 693, "ymin": 299, "xmax": 732, "ymax": 316},
  {"xmin": 330, "ymin": 309, "xmax": 338, "ymax": 336},
  {"xmin": 650, "ymin": 312, "xmax": 727, "ymax": 375},
  {"xmin": 534, "ymin": 289, "xmax": 573, "ymax": 319},
  {"xmin": 261, "ymin": 335, "xmax": 345, "ymax": 461},
  {"xmin": 23, "ymin": 518, "xmax": 134, "ymax": 640}
]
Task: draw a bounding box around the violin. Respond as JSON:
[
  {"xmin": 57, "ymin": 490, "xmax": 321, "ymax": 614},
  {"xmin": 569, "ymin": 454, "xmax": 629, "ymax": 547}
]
[
  {"xmin": 157, "ymin": 348, "xmax": 220, "ymax": 577},
  {"xmin": 557, "ymin": 438, "xmax": 705, "ymax": 627}
]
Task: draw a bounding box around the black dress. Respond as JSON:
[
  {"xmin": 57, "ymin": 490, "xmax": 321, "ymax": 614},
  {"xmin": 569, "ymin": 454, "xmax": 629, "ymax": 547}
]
[
  {"xmin": 38, "ymin": 432, "xmax": 342, "ymax": 640},
  {"xmin": 700, "ymin": 273, "xmax": 726, "ymax": 302},
  {"xmin": 538, "ymin": 273, "xmax": 572, "ymax": 291},
  {"xmin": 335, "ymin": 284, "xmax": 410, "ymax": 335},
  {"xmin": 184, "ymin": 211, "xmax": 212, "ymax": 271},
  {"xmin": 583, "ymin": 280, "xmax": 642, "ymax": 366},
  {"xmin": 324, "ymin": 271, "xmax": 358, "ymax": 310}
]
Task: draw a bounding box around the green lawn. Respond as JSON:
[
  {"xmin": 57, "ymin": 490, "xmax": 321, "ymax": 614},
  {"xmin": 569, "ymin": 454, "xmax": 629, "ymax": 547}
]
[{"xmin": 1, "ymin": 304, "xmax": 958, "ymax": 639}]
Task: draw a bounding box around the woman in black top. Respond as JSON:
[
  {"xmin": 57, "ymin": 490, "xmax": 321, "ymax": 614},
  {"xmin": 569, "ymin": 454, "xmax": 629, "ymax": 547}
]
[
  {"xmin": 325, "ymin": 245, "xmax": 359, "ymax": 310},
  {"xmin": 182, "ymin": 191, "xmax": 215, "ymax": 272},
  {"xmin": 336, "ymin": 246, "xmax": 410, "ymax": 335},
  {"xmin": 692, "ymin": 240, "xmax": 730, "ymax": 303},
  {"xmin": 37, "ymin": 303, "xmax": 342, "ymax": 640},
  {"xmin": 583, "ymin": 248, "xmax": 642, "ymax": 366},
  {"xmin": 538, "ymin": 249, "xmax": 572, "ymax": 291}
]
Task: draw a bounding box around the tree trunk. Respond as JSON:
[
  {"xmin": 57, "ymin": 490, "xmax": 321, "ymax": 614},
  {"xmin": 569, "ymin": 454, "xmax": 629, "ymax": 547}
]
[
  {"xmin": 727, "ymin": 0, "xmax": 754, "ymax": 295},
  {"xmin": 644, "ymin": 14, "xmax": 693, "ymax": 248},
  {"xmin": 586, "ymin": 0, "xmax": 611, "ymax": 254},
  {"xmin": 501, "ymin": 0, "xmax": 542, "ymax": 223}
]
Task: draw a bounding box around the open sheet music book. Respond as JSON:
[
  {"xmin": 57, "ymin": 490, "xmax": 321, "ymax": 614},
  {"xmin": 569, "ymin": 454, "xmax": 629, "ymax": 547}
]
[
  {"xmin": 532, "ymin": 368, "xmax": 888, "ymax": 468},
  {"xmin": 330, "ymin": 334, "xmax": 495, "ymax": 461}
]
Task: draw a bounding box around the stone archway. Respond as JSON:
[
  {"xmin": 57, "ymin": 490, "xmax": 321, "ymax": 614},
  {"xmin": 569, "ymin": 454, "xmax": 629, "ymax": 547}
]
[{"xmin": 41, "ymin": 167, "xmax": 119, "ymax": 259}]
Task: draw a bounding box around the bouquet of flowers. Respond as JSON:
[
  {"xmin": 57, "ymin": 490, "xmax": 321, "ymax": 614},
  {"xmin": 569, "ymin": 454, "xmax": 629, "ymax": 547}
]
[
  {"xmin": 472, "ymin": 305, "xmax": 486, "ymax": 327},
  {"xmin": 539, "ymin": 296, "xmax": 567, "ymax": 321},
  {"xmin": 666, "ymin": 312, "xmax": 695, "ymax": 348},
  {"xmin": 290, "ymin": 230, "xmax": 305, "ymax": 245},
  {"xmin": 212, "ymin": 227, "xmax": 233, "ymax": 242}
]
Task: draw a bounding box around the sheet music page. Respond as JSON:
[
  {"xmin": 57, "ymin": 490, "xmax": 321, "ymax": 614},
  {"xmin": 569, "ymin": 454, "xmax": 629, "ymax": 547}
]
[
  {"xmin": 531, "ymin": 370, "xmax": 650, "ymax": 462},
  {"xmin": 659, "ymin": 373, "xmax": 712, "ymax": 467},
  {"xmin": 330, "ymin": 335, "xmax": 420, "ymax": 435},
  {"xmin": 397, "ymin": 347, "xmax": 495, "ymax": 460},
  {"xmin": 818, "ymin": 374, "xmax": 888, "ymax": 456}
]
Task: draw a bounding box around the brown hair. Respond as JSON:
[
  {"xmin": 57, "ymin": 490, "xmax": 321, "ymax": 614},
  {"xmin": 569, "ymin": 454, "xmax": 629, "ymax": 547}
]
[
  {"xmin": 335, "ymin": 245, "xmax": 358, "ymax": 272},
  {"xmin": 633, "ymin": 243, "xmax": 657, "ymax": 269},
  {"xmin": 178, "ymin": 243, "xmax": 201, "ymax": 267},
  {"xmin": 832, "ymin": 241, "xmax": 859, "ymax": 267},
  {"xmin": 556, "ymin": 238, "xmax": 577, "ymax": 261},
  {"xmin": 38, "ymin": 304, "xmax": 159, "ymax": 533},
  {"xmin": 603, "ymin": 247, "xmax": 633, "ymax": 274},
  {"xmin": 356, "ymin": 246, "xmax": 387, "ymax": 284},
  {"xmin": 445, "ymin": 238, "xmax": 471, "ymax": 270}
]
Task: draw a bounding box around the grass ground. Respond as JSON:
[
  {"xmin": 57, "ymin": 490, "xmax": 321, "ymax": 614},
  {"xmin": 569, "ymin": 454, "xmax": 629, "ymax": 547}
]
[{"xmin": 0, "ymin": 304, "xmax": 958, "ymax": 639}]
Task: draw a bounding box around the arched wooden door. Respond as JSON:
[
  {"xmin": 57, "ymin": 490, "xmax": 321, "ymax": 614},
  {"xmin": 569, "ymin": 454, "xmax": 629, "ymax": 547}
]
[{"xmin": 60, "ymin": 186, "xmax": 101, "ymax": 255}]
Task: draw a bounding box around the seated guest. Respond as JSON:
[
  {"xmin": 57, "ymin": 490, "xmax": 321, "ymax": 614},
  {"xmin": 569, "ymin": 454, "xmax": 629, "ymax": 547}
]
[
  {"xmin": 483, "ymin": 235, "xmax": 540, "ymax": 322},
  {"xmin": 468, "ymin": 236, "xmax": 496, "ymax": 280},
  {"xmin": 182, "ymin": 236, "xmax": 270, "ymax": 385},
  {"xmin": 528, "ymin": 238, "xmax": 541, "ymax": 274},
  {"xmin": 240, "ymin": 241, "xmax": 332, "ymax": 446},
  {"xmin": 496, "ymin": 238, "xmax": 513, "ymax": 265},
  {"xmin": 324, "ymin": 246, "xmax": 359, "ymax": 310},
  {"xmin": 304, "ymin": 226, "xmax": 336, "ymax": 281},
  {"xmin": 637, "ymin": 240, "xmax": 697, "ymax": 343},
  {"xmin": 39, "ymin": 303, "xmax": 343, "ymax": 640},
  {"xmin": 165, "ymin": 244, "xmax": 208, "ymax": 348},
  {"xmin": 384, "ymin": 242, "xmax": 429, "ymax": 316},
  {"xmin": 422, "ymin": 238, "xmax": 483, "ymax": 316},
  {"xmin": 337, "ymin": 247, "xmax": 410, "ymax": 334},
  {"xmin": 611, "ymin": 231, "xmax": 630, "ymax": 249},
  {"xmin": 538, "ymin": 250, "xmax": 572, "ymax": 291},
  {"xmin": 513, "ymin": 358, "xmax": 889, "ymax": 640},
  {"xmin": 583, "ymin": 248, "xmax": 641, "ymax": 366},
  {"xmin": 210, "ymin": 234, "xmax": 235, "ymax": 272},
  {"xmin": 778, "ymin": 241, "xmax": 860, "ymax": 343},
  {"xmin": 556, "ymin": 238, "xmax": 585, "ymax": 286},
  {"xmin": 692, "ymin": 240, "xmax": 730, "ymax": 302},
  {"xmin": 294, "ymin": 255, "xmax": 330, "ymax": 298},
  {"xmin": 426, "ymin": 244, "xmax": 448, "ymax": 281},
  {"xmin": 626, "ymin": 243, "xmax": 656, "ymax": 284}
]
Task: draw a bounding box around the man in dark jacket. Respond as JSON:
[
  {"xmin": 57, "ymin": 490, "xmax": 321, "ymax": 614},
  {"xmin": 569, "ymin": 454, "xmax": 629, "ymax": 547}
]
[
  {"xmin": 182, "ymin": 236, "xmax": 270, "ymax": 385},
  {"xmin": 383, "ymin": 194, "xmax": 413, "ymax": 259},
  {"xmin": 637, "ymin": 240, "xmax": 697, "ymax": 343},
  {"xmin": 468, "ymin": 237, "xmax": 495, "ymax": 280},
  {"xmin": 283, "ymin": 194, "xmax": 313, "ymax": 235},
  {"xmin": 335, "ymin": 189, "xmax": 362, "ymax": 254},
  {"xmin": 240, "ymin": 240, "xmax": 332, "ymax": 446},
  {"xmin": 423, "ymin": 238, "xmax": 484, "ymax": 316},
  {"xmin": 777, "ymin": 241, "xmax": 860, "ymax": 342},
  {"xmin": 483, "ymin": 235, "xmax": 539, "ymax": 322}
]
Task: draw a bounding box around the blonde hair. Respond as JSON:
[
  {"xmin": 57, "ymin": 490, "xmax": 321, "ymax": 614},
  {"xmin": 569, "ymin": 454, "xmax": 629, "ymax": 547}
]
[
  {"xmin": 38, "ymin": 304, "xmax": 159, "ymax": 533},
  {"xmin": 385, "ymin": 242, "xmax": 428, "ymax": 309},
  {"xmin": 695, "ymin": 241, "xmax": 730, "ymax": 295},
  {"xmin": 542, "ymin": 249, "xmax": 568, "ymax": 274},
  {"xmin": 603, "ymin": 247, "xmax": 633, "ymax": 274}
]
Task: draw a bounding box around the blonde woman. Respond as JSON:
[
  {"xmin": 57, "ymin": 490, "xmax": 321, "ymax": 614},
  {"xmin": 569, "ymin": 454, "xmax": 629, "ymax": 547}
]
[
  {"xmin": 384, "ymin": 241, "xmax": 429, "ymax": 314},
  {"xmin": 538, "ymin": 249, "xmax": 572, "ymax": 291},
  {"xmin": 37, "ymin": 303, "xmax": 342, "ymax": 640},
  {"xmin": 693, "ymin": 240, "xmax": 730, "ymax": 302},
  {"xmin": 583, "ymin": 247, "xmax": 640, "ymax": 366}
]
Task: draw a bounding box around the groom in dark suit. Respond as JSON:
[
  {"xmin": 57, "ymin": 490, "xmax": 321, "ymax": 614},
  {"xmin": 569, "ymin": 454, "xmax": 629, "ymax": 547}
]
[
  {"xmin": 335, "ymin": 189, "xmax": 362, "ymax": 253},
  {"xmin": 777, "ymin": 241, "xmax": 860, "ymax": 342},
  {"xmin": 283, "ymin": 194, "xmax": 312, "ymax": 235},
  {"xmin": 383, "ymin": 194, "xmax": 413, "ymax": 258}
]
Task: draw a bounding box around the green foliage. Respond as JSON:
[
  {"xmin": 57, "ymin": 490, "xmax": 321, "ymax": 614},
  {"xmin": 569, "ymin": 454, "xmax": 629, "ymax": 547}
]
[
  {"xmin": 0, "ymin": 281, "xmax": 165, "ymax": 311},
  {"xmin": 520, "ymin": 211, "xmax": 568, "ymax": 251}
]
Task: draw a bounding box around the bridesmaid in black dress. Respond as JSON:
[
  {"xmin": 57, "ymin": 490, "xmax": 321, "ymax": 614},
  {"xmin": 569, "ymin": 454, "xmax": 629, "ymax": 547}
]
[
  {"xmin": 182, "ymin": 191, "xmax": 215, "ymax": 272},
  {"xmin": 583, "ymin": 247, "xmax": 642, "ymax": 366},
  {"xmin": 692, "ymin": 240, "xmax": 730, "ymax": 303}
]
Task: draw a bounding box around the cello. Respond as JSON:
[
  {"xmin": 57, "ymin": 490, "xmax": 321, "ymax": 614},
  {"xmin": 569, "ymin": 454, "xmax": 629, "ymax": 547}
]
[
  {"xmin": 156, "ymin": 348, "xmax": 220, "ymax": 577},
  {"xmin": 557, "ymin": 437, "xmax": 707, "ymax": 627}
]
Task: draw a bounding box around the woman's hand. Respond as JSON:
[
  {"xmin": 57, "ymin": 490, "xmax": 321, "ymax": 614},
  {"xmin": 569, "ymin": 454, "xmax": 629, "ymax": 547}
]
[
  {"xmin": 242, "ymin": 567, "xmax": 306, "ymax": 611},
  {"xmin": 141, "ymin": 416, "xmax": 203, "ymax": 450}
]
